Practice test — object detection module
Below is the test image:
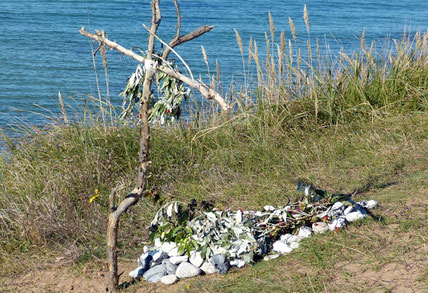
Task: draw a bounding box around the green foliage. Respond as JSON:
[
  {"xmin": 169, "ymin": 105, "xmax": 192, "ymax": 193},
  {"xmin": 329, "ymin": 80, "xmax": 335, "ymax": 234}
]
[{"xmin": 119, "ymin": 62, "xmax": 190, "ymax": 124}]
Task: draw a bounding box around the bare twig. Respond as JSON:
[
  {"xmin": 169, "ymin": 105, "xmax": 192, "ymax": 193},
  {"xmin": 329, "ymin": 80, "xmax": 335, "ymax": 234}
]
[{"xmin": 162, "ymin": 24, "xmax": 214, "ymax": 60}]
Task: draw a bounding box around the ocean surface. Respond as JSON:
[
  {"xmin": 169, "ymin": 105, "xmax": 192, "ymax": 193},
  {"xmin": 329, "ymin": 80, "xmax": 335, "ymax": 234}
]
[{"xmin": 0, "ymin": 0, "xmax": 427, "ymax": 131}]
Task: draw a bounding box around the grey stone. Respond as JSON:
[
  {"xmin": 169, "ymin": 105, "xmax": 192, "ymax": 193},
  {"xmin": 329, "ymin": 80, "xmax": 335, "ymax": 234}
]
[
  {"xmin": 160, "ymin": 274, "xmax": 178, "ymax": 285},
  {"xmin": 210, "ymin": 254, "xmax": 230, "ymax": 274},
  {"xmin": 200, "ymin": 261, "xmax": 217, "ymax": 274},
  {"xmin": 151, "ymin": 250, "xmax": 169, "ymax": 266},
  {"xmin": 169, "ymin": 255, "xmax": 188, "ymax": 265},
  {"xmin": 189, "ymin": 251, "xmax": 204, "ymax": 267},
  {"xmin": 162, "ymin": 259, "xmax": 178, "ymax": 275},
  {"xmin": 143, "ymin": 264, "xmax": 167, "ymax": 283},
  {"xmin": 175, "ymin": 262, "xmax": 201, "ymax": 278}
]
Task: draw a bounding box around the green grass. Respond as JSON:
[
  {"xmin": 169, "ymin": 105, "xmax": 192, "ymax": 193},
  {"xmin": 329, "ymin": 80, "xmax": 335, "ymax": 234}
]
[{"xmin": 0, "ymin": 27, "xmax": 427, "ymax": 292}]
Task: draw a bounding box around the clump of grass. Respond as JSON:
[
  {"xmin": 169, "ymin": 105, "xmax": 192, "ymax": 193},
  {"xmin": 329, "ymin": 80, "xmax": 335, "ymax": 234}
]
[{"xmin": 0, "ymin": 15, "xmax": 427, "ymax": 278}]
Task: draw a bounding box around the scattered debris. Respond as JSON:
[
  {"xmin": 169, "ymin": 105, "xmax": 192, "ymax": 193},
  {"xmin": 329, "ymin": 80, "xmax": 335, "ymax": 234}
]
[{"xmin": 129, "ymin": 182, "xmax": 378, "ymax": 285}]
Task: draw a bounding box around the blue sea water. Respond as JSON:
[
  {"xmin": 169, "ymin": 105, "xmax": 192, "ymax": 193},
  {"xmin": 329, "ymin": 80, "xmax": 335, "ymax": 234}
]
[{"xmin": 0, "ymin": 0, "xmax": 427, "ymax": 131}]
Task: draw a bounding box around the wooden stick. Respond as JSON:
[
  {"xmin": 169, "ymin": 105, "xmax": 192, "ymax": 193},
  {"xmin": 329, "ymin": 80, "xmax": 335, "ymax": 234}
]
[
  {"xmin": 106, "ymin": 0, "xmax": 161, "ymax": 290},
  {"xmin": 79, "ymin": 28, "xmax": 230, "ymax": 111}
]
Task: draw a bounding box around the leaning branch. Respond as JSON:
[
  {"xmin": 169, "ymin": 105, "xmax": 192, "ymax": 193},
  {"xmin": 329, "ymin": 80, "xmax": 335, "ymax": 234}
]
[
  {"xmin": 79, "ymin": 28, "xmax": 229, "ymax": 111},
  {"xmin": 162, "ymin": 25, "xmax": 214, "ymax": 60}
]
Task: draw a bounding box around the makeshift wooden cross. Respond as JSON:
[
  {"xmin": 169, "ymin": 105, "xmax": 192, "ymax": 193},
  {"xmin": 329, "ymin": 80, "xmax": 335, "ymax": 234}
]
[{"xmin": 80, "ymin": 0, "xmax": 230, "ymax": 291}]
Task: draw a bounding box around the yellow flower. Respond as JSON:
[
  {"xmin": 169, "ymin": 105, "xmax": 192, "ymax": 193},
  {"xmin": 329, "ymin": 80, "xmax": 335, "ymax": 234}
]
[{"xmin": 89, "ymin": 189, "xmax": 99, "ymax": 203}]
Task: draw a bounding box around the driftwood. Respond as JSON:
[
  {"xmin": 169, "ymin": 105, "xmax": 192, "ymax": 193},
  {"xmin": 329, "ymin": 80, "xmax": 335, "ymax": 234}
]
[{"xmin": 79, "ymin": 0, "xmax": 229, "ymax": 291}]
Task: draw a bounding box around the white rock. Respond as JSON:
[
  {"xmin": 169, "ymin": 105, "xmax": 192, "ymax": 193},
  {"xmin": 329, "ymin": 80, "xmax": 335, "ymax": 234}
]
[
  {"xmin": 129, "ymin": 266, "xmax": 143, "ymax": 278},
  {"xmin": 200, "ymin": 261, "xmax": 217, "ymax": 274},
  {"xmin": 189, "ymin": 251, "xmax": 204, "ymax": 267},
  {"xmin": 151, "ymin": 250, "xmax": 168, "ymax": 265},
  {"xmin": 298, "ymin": 226, "xmax": 312, "ymax": 239},
  {"xmin": 230, "ymin": 259, "xmax": 246, "ymax": 268},
  {"xmin": 143, "ymin": 245, "xmax": 154, "ymax": 253},
  {"xmin": 137, "ymin": 252, "xmax": 149, "ymax": 267},
  {"xmin": 263, "ymin": 254, "xmax": 280, "ymax": 261},
  {"xmin": 161, "ymin": 242, "xmax": 177, "ymax": 254},
  {"xmin": 167, "ymin": 247, "xmax": 182, "ymax": 257},
  {"xmin": 272, "ymin": 240, "xmax": 293, "ymax": 254},
  {"xmin": 312, "ymin": 222, "xmax": 329, "ymax": 234},
  {"xmin": 345, "ymin": 211, "xmax": 366, "ymax": 222},
  {"xmin": 160, "ymin": 274, "xmax": 178, "ymax": 285},
  {"xmin": 290, "ymin": 242, "xmax": 300, "ymax": 249},
  {"xmin": 175, "ymin": 262, "xmax": 202, "ymax": 279},
  {"xmin": 280, "ymin": 234, "xmax": 300, "ymax": 244},
  {"xmin": 154, "ymin": 238, "xmax": 162, "ymax": 248},
  {"xmin": 343, "ymin": 206, "xmax": 354, "ymax": 216},
  {"xmin": 328, "ymin": 218, "xmax": 347, "ymax": 230},
  {"xmin": 328, "ymin": 202, "xmax": 345, "ymax": 217},
  {"xmin": 169, "ymin": 255, "xmax": 188, "ymax": 265},
  {"xmin": 264, "ymin": 205, "xmax": 275, "ymax": 212},
  {"xmin": 358, "ymin": 200, "xmax": 378, "ymax": 209}
]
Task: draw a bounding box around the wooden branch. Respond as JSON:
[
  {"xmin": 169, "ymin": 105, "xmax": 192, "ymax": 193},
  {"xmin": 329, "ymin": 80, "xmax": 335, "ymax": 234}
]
[
  {"xmin": 79, "ymin": 28, "xmax": 230, "ymax": 111},
  {"xmin": 171, "ymin": 0, "xmax": 181, "ymax": 45},
  {"xmin": 162, "ymin": 25, "xmax": 214, "ymax": 60},
  {"xmin": 106, "ymin": 1, "xmax": 163, "ymax": 291}
]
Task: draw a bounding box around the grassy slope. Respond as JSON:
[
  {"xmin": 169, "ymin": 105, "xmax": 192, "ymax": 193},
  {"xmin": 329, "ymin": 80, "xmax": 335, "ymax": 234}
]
[
  {"xmin": 1, "ymin": 28, "xmax": 427, "ymax": 292},
  {"xmin": 1, "ymin": 112, "xmax": 427, "ymax": 292}
]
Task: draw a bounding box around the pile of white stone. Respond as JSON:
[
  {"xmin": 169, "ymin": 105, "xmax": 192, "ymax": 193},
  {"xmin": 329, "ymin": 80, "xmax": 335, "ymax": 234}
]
[
  {"xmin": 129, "ymin": 239, "xmax": 230, "ymax": 285},
  {"xmin": 129, "ymin": 199, "xmax": 378, "ymax": 285}
]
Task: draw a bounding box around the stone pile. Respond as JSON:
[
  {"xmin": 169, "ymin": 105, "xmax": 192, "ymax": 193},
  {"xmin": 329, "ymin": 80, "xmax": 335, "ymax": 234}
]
[
  {"xmin": 129, "ymin": 241, "xmax": 229, "ymax": 285},
  {"xmin": 129, "ymin": 199, "xmax": 378, "ymax": 285}
]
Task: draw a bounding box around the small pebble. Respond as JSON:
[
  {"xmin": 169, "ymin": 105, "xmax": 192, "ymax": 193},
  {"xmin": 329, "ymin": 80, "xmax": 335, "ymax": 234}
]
[{"xmin": 263, "ymin": 254, "xmax": 280, "ymax": 261}]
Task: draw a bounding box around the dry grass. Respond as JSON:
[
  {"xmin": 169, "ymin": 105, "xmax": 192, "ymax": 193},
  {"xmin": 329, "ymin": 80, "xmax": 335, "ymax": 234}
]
[{"xmin": 0, "ymin": 11, "xmax": 427, "ymax": 292}]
